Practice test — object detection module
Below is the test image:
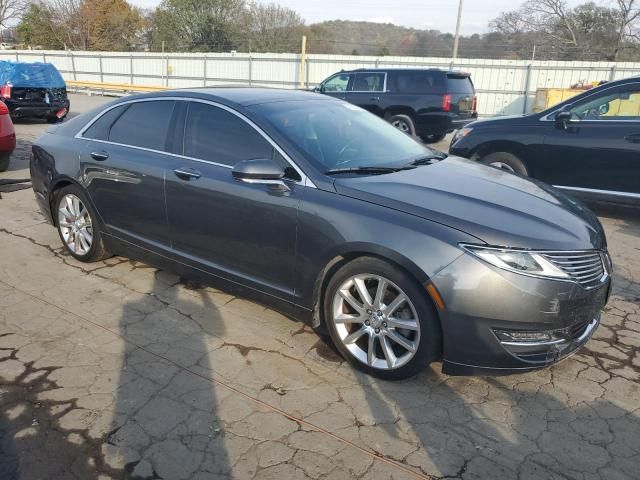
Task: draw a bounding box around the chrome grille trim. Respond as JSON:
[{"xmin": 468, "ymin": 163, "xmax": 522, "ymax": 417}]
[{"xmin": 540, "ymin": 251, "xmax": 606, "ymax": 288}]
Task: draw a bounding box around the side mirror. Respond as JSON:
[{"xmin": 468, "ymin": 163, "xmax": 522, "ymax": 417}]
[
  {"xmin": 555, "ymin": 109, "xmax": 573, "ymax": 130},
  {"xmin": 314, "ymin": 85, "xmax": 323, "ymax": 93},
  {"xmin": 232, "ymin": 158, "xmax": 285, "ymax": 181}
]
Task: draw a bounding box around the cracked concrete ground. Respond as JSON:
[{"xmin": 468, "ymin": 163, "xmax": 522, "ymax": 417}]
[{"xmin": 1, "ymin": 94, "xmax": 639, "ymax": 480}]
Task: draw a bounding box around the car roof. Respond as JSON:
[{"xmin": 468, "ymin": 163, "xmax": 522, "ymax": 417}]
[
  {"xmin": 339, "ymin": 68, "xmax": 465, "ymax": 75},
  {"xmin": 123, "ymin": 87, "xmax": 333, "ymax": 108}
]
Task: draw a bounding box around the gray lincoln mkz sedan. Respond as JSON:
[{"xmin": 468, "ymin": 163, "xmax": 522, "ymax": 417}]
[{"xmin": 30, "ymin": 88, "xmax": 612, "ymax": 379}]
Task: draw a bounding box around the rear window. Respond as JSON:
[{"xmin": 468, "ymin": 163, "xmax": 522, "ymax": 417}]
[
  {"xmin": 0, "ymin": 61, "xmax": 65, "ymax": 88},
  {"xmin": 109, "ymin": 101, "xmax": 176, "ymax": 151},
  {"xmin": 83, "ymin": 105, "xmax": 129, "ymax": 141},
  {"xmin": 446, "ymin": 74, "xmax": 475, "ymax": 94}
]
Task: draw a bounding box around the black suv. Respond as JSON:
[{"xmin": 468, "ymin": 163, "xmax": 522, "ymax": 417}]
[
  {"xmin": 315, "ymin": 68, "xmax": 477, "ymax": 143},
  {"xmin": 449, "ymin": 76, "xmax": 640, "ymax": 206}
]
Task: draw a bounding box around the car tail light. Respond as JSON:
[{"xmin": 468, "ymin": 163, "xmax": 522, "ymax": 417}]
[
  {"xmin": 442, "ymin": 94, "xmax": 452, "ymax": 112},
  {"xmin": 0, "ymin": 101, "xmax": 8, "ymax": 115},
  {"xmin": 472, "ymin": 96, "xmax": 478, "ymax": 112},
  {"xmin": 0, "ymin": 83, "xmax": 11, "ymax": 99}
]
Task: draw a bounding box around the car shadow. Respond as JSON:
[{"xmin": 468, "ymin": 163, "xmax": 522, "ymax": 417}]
[{"xmin": 0, "ymin": 269, "xmax": 232, "ymax": 479}]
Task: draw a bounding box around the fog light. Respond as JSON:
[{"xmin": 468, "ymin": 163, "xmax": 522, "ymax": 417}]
[{"xmin": 494, "ymin": 329, "xmax": 558, "ymax": 344}]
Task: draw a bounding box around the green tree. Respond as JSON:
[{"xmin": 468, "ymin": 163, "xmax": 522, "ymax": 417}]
[{"xmin": 150, "ymin": 0, "xmax": 245, "ymax": 52}]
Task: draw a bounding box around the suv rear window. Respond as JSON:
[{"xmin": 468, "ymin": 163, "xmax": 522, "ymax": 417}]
[{"xmin": 446, "ymin": 73, "xmax": 475, "ymax": 94}]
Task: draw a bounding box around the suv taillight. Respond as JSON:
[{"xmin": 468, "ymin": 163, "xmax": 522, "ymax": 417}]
[
  {"xmin": 472, "ymin": 96, "xmax": 478, "ymax": 112},
  {"xmin": 1, "ymin": 83, "xmax": 11, "ymax": 99},
  {"xmin": 442, "ymin": 94, "xmax": 452, "ymax": 112}
]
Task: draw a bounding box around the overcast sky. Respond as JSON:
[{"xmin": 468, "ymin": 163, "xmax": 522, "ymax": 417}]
[{"xmin": 130, "ymin": 0, "xmax": 585, "ymax": 35}]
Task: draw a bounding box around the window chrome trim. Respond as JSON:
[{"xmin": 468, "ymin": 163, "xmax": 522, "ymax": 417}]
[
  {"xmin": 75, "ymin": 96, "xmax": 317, "ymax": 188},
  {"xmin": 322, "ymin": 71, "xmax": 387, "ymax": 93},
  {"xmin": 554, "ymin": 185, "xmax": 640, "ymax": 199}
]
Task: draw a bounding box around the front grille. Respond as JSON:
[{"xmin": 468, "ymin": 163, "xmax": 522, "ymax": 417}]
[{"xmin": 540, "ymin": 251, "xmax": 605, "ymax": 288}]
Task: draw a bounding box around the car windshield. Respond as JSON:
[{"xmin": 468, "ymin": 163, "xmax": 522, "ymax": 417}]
[{"xmin": 252, "ymin": 100, "xmax": 436, "ymax": 173}]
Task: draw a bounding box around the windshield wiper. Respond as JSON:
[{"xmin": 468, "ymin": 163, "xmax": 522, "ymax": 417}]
[
  {"xmin": 408, "ymin": 154, "xmax": 447, "ymax": 166},
  {"xmin": 324, "ymin": 166, "xmax": 414, "ymax": 175}
]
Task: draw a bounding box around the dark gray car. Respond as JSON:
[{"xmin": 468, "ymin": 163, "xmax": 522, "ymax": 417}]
[{"xmin": 30, "ymin": 88, "xmax": 611, "ymax": 379}]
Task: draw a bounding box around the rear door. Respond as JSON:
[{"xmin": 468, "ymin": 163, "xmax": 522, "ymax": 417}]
[
  {"xmin": 540, "ymin": 82, "xmax": 640, "ymax": 197},
  {"xmin": 79, "ymin": 99, "xmax": 179, "ymax": 248}
]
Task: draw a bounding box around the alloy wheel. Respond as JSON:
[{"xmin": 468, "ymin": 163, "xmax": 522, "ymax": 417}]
[
  {"xmin": 331, "ymin": 274, "xmax": 421, "ymax": 370},
  {"xmin": 391, "ymin": 120, "xmax": 410, "ymax": 132},
  {"xmin": 58, "ymin": 194, "xmax": 94, "ymax": 256}
]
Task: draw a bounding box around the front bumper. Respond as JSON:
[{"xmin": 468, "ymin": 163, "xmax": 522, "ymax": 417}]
[{"xmin": 432, "ymin": 252, "xmax": 610, "ymax": 376}]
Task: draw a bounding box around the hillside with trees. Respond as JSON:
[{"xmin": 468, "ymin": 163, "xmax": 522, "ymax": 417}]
[{"xmin": 9, "ymin": 0, "xmax": 640, "ymax": 61}]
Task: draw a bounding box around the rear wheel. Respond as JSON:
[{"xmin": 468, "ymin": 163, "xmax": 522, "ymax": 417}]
[
  {"xmin": 324, "ymin": 257, "xmax": 441, "ymax": 380},
  {"xmin": 388, "ymin": 114, "xmax": 416, "ymax": 137},
  {"xmin": 55, "ymin": 185, "xmax": 111, "ymax": 262},
  {"xmin": 0, "ymin": 151, "xmax": 9, "ymax": 172},
  {"xmin": 420, "ymin": 133, "xmax": 446, "ymax": 144},
  {"xmin": 47, "ymin": 115, "xmax": 65, "ymax": 124},
  {"xmin": 481, "ymin": 151, "xmax": 529, "ymax": 176}
]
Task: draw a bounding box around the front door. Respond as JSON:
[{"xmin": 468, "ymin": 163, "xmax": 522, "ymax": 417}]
[
  {"xmin": 540, "ymin": 83, "xmax": 640, "ymax": 196},
  {"xmin": 80, "ymin": 99, "xmax": 179, "ymax": 248},
  {"xmin": 165, "ymin": 101, "xmax": 301, "ymax": 299},
  {"xmin": 347, "ymin": 72, "xmax": 386, "ymax": 116}
]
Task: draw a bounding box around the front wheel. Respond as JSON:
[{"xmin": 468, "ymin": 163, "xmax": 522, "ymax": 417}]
[
  {"xmin": 324, "ymin": 257, "xmax": 441, "ymax": 380},
  {"xmin": 55, "ymin": 185, "xmax": 111, "ymax": 262},
  {"xmin": 481, "ymin": 152, "xmax": 529, "ymax": 176}
]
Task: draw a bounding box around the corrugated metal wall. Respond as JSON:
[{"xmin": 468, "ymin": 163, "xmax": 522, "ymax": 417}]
[{"xmin": 2, "ymin": 50, "xmax": 639, "ymax": 116}]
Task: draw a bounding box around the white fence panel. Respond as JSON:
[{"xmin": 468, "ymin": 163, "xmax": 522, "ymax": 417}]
[{"xmin": 2, "ymin": 50, "xmax": 640, "ymax": 116}]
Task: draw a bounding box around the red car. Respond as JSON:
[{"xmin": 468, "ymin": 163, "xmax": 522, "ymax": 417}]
[{"xmin": 0, "ymin": 100, "xmax": 16, "ymax": 172}]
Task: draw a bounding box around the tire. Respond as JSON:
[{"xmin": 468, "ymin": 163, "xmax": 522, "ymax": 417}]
[
  {"xmin": 388, "ymin": 114, "xmax": 416, "ymax": 137},
  {"xmin": 0, "ymin": 151, "xmax": 9, "ymax": 172},
  {"xmin": 420, "ymin": 133, "xmax": 446, "ymax": 144},
  {"xmin": 47, "ymin": 115, "xmax": 65, "ymax": 124},
  {"xmin": 323, "ymin": 256, "xmax": 441, "ymax": 380},
  {"xmin": 55, "ymin": 184, "xmax": 111, "ymax": 262},
  {"xmin": 481, "ymin": 152, "xmax": 529, "ymax": 176}
]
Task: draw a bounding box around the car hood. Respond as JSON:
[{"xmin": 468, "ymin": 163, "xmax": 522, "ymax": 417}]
[
  {"xmin": 334, "ymin": 157, "xmax": 605, "ymax": 251},
  {"xmin": 467, "ymin": 114, "xmax": 529, "ymax": 128}
]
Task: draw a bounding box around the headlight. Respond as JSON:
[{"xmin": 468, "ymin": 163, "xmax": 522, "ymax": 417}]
[
  {"xmin": 453, "ymin": 127, "xmax": 473, "ymax": 141},
  {"xmin": 461, "ymin": 244, "xmax": 569, "ymax": 280}
]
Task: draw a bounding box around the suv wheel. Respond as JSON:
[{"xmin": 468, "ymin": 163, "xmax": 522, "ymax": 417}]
[
  {"xmin": 324, "ymin": 257, "xmax": 441, "ymax": 380},
  {"xmin": 420, "ymin": 133, "xmax": 446, "ymax": 144},
  {"xmin": 481, "ymin": 152, "xmax": 529, "ymax": 176},
  {"xmin": 55, "ymin": 185, "xmax": 111, "ymax": 262},
  {"xmin": 389, "ymin": 114, "xmax": 416, "ymax": 137}
]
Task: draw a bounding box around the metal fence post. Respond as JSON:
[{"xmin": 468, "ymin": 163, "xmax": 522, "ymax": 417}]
[
  {"xmin": 203, "ymin": 55, "xmax": 207, "ymax": 87},
  {"xmin": 522, "ymin": 64, "xmax": 532, "ymax": 114},
  {"xmin": 248, "ymin": 55, "xmax": 252, "ymax": 86},
  {"xmin": 99, "ymin": 54, "xmax": 104, "ymax": 83},
  {"xmin": 70, "ymin": 51, "xmax": 77, "ymax": 80},
  {"xmin": 15, "ymin": 51, "xmax": 18, "ymax": 61},
  {"xmin": 305, "ymin": 57, "xmax": 310, "ymax": 88},
  {"xmin": 609, "ymin": 65, "xmax": 617, "ymax": 82},
  {"xmin": 129, "ymin": 54, "xmax": 134, "ymax": 85}
]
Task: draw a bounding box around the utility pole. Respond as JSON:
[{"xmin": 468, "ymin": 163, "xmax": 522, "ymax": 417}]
[
  {"xmin": 452, "ymin": 0, "xmax": 464, "ymax": 62},
  {"xmin": 299, "ymin": 35, "xmax": 307, "ymax": 89}
]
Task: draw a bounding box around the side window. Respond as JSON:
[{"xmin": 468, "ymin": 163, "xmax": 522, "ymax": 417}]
[
  {"xmin": 109, "ymin": 100, "xmax": 176, "ymax": 151},
  {"xmin": 183, "ymin": 102, "xmax": 273, "ymax": 167},
  {"xmin": 571, "ymin": 87, "xmax": 640, "ymax": 120},
  {"xmin": 352, "ymin": 73, "xmax": 385, "ymax": 92},
  {"xmin": 323, "ymin": 74, "xmax": 351, "ymax": 92},
  {"xmin": 83, "ymin": 104, "xmax": 129, "ymax": 141},
  {"xmin": 395, "ymin": 71, "xmax": 445, "ymax": 93}
]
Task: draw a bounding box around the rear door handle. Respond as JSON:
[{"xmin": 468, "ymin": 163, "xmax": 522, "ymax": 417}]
[
  {"xmin": 370, "ymin": 96, "xmax": 380, "ymax": 101},
  {"xmin": 90, "ymin": 151, "xmax": 109, "ymax": 161},
  {"xmin": 174, "ymin": 167, "xmax": 201, "ymax": 181},
  {"xmin": 624, "ymin": 134, "xmax": 640, "ymax": 143}
]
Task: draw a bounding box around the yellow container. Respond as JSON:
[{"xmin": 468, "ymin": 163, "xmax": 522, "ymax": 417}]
[{"xmin": 533, "ymin": 88, "xmax": 585, "ymax": 112}]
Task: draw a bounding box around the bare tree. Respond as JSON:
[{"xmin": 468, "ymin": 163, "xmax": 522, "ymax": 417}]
[
  {"xmin": 243, "ymin": 1, "xmax": 304, "ymax": 52},
  {"xmin": 0, "ymin": 0, "xmax": 28, "ymax": 28}
]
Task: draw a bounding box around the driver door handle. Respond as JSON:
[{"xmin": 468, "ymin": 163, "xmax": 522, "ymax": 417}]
[
  {"xmin": 174, "ymin": 167, "xmax": 201, "ymax": 181},
  {"xmin": 624, "ymin": 134, "xmax": 640, "ymax": 143},
  {"xmin": 90, "ymin": 151, "xmax": 109, "ymax": 161}
]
